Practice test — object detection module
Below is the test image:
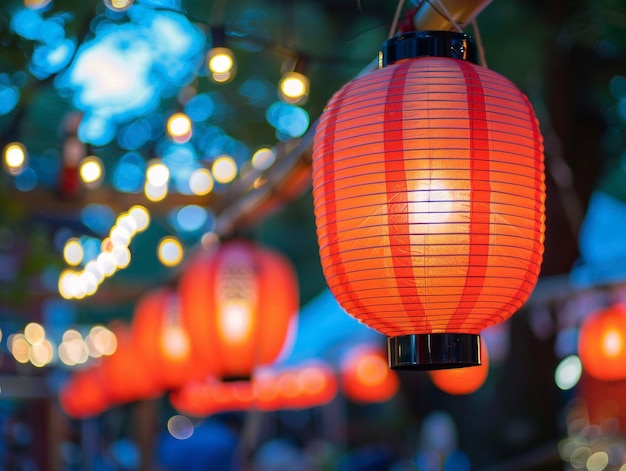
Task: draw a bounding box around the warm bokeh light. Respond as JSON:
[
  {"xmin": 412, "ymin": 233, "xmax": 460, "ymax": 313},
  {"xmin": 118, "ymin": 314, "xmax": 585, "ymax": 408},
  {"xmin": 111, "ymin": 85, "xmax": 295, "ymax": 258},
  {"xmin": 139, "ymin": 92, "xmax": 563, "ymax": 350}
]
[
  {"xmin": 3, "ymin": 142, "xmax": 27, "ymax": 176},
  {"xmin": 251, "ymin": 147, "xmax": 276, "ymax": 171},
  {"xmin": 278, "ymin": 71, "xmax": 310, "ymax": 104},
  {"xmin": 110, "ymin": 225, "xmax": 131, "ymax": 247},
  {"xmin": 211, "ymin": 155, "xmax": 237, "ymax": 184},
  {"xmin": 144, "ymin": 181, "xmax": 168, "ymax": 202},
  {"xmin": 63, "ymin": 238, "xmax": 84, "ymax": 266},
  {"xmin": 189, "ymin": 168, "xmax": 214, "ymax": 195},
  {"xmin": 167, "ymin": 113, "xmax": 192, "ymax": 143},
  {"xmin": 146, "ymin": 161, "xmax": 170, "ymax": 187},
  {"xmin": 24, "ymin": 0, "xmax": 53, "ymax": 9},
  {"xmin": 158, "ymin": 236, "xmax": 183, "ymax": 267},
  {"xmin": 128, "ymin": 205, "xmax": 150, "ymax": 232},
  {"xmin": 103, "ymin": 0, "xmax": 134, "ymax": 12},
  {"xmin": 79, "ymin": 156, "xmax": 104, "ymax": 188},
  {"xmin": 86, "ymin": 325, "xmax": 117, "ymax": 357},
  {"xmin": 29, "ymin": 339, "xmax": 54, "ymax": 367},
  {"xmin": 9, "ymin": 334, "xmax": 30, "ymax": 364},
  {"xmin": 59, "ymin": 330, "xmax": 90, "ymax": 366},
  {"xmin": 207, "ymin": 47, "xmax": 235, "ymax": 75},
  {"xmin": 24, "ymin": 322, "xmax": 45, "ymax": 346}
]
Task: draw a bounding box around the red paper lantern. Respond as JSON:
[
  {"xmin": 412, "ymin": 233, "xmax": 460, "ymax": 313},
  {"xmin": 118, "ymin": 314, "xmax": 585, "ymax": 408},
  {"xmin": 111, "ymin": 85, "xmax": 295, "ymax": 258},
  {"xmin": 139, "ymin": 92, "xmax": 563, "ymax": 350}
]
[
  {"xmin": 312, "ymin": 30, "xmax": 546, "ymax": 370},
  {"xmin": 429, "ymin": 339, "xmax": 489, "ymax": 395},
  {"xmin": 95, "ymin": 324, "xmax": 160, "ymax": 405},
  {"xmin": 578, "ymin": 304, "xmax": 626, "ymax": 381},
  {"xmin": 131, "ymin": 288, "xmax": 207, "ymax": 391},
  {"xmin": 59, "ymin": 368, "xmax": 109, "ymax": 419},
  {"xmin": 179, "ymin": 239, "xmax": 299, "ymax": 381},
  {"xmin": 340, "ymin": 344, "xmax": 400, "ymax": 403}
]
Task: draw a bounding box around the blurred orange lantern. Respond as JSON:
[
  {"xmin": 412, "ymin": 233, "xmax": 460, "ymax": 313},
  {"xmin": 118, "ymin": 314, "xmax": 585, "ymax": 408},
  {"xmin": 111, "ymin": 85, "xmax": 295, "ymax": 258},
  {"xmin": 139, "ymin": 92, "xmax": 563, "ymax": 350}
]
[
  {"xmin": 59, "ymin": 368, "xmax": 108, "ymax": 419},
  {"xmin": 95, "ymin": 323, "xmax": 160, "ymax": 405},
  {"xmin": 312, "ymin": 30, "xmax": 545, "ymax": 370},
  {"xmin": 179, "ymin": 239, "xmax": 299, "ymax": 381},
  {"xmin": 340, "ymin": 344, "xmax": 400, "ymax": 403},
  {"xmin": 429, "ymin": 339, "xmax": 489, "ymax": 395},
  {"xmin": 578, "ymin": 303, "xmax": 626, "ymax": 381},
  {"xmin": 131, "ymin": 288, "xmax": 207, "ymax": 391}
]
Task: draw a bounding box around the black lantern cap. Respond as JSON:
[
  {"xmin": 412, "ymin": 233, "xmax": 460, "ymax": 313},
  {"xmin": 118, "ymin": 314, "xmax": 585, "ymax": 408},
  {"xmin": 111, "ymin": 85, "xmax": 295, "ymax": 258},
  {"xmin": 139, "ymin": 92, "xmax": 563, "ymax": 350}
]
[
  {"xmin": 380, "ymin": 30, "xmax": 477, "ymax": 67},
  {"xmin": 388, "ymin": 333, "xmax": 481, "ymax": 370}
]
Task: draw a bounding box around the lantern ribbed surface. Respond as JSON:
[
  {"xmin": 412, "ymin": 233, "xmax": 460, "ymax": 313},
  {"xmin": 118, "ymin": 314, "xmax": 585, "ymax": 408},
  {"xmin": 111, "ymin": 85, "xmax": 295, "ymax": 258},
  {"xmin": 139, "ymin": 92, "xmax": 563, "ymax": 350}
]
[{"xmin": 312, "ymin": 35, "xmax": 545, "ymax": 367}]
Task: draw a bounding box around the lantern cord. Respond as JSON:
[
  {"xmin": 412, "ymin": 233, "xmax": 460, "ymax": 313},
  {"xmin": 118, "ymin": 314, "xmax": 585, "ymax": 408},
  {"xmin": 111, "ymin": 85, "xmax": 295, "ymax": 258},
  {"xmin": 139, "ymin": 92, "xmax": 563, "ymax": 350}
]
[
  {"xmin": 388, "ymin": 0, "xmax": 407, "ymax": 39},
  {"xmin": 430, "ymin": 0, "xmax": 463, "ymax": 32},
  {"xmin": 471, "ymin": 19, "xmax": 488, "ymax": 68}
]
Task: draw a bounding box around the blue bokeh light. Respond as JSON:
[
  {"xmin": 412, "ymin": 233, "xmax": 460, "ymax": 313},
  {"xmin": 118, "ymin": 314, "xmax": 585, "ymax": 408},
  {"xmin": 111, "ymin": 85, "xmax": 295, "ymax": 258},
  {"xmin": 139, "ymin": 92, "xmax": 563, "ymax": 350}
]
[
  {"xmin": 160, "ymin": 142, "xmax": 199, "ymax": 194},
  {"xmin": 266, "ymin": 101, "xmax": 310, "ymax": 138},
  {"xmin": 169, "ymin": 205, "xmax": 212, "ymax": 233},
  {"xmin": 55, "ymin": 5, "xmax": 205, "ymax": 145},
  {"xmin": 112, "ymin": 152, "xmax": 146, "ymax": 193},
  {"xmin": 14, "ymin": 167, "xmax": 38, "ymax": 192},
  {"xmin": 81, "ymin": 204, "xmax": 116, "ymax": 236},
  {"xmin": 0, "ymin": 85, "xmax": 20, "ymax": 115},
  {"xmin": 184, "ymin": 93, "xmax": 214, "ymax": 122}
]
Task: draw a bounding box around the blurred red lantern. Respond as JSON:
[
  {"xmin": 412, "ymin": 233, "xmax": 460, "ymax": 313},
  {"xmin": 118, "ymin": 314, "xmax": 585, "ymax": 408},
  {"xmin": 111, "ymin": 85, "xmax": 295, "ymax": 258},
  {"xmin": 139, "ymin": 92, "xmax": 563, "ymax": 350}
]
[
  {"xmin": 264, "ymin": 361, "xmax": 337, "ymax": 410},
  {"xmin": 95, "ymin": 323, "xmax": 160, "ymax": 405},
  {"xmin": 59, "ymin": 368, "xmax": 108, "ymax": 419},
  {"xmin": 312, "ymin": 30, "xmax": 545, "ymax": 370},
  {"xmin": 131, "ymin": 288, "xmax": 207, "ymax": 391},
  {"xmin": 429, "ymin": 339, "xmax": 489, "ymax": 395},
  {"xmin": 578, "ymin": 303, "xmax": 626, "ymax": 381},
  {"xmin": 340, "ymin": 344, "xmax": 400, "ymax": 403},
  {"xmin": 170, "ymin": 378, "xmax": 254, "ymax": 417},
  {"xmin": 179, "ymin": 239, "xmax": 299, "ymax": 381},
  {"xmin": 171, "ymin": 361, "xmax": 337, "ymax": 416}
]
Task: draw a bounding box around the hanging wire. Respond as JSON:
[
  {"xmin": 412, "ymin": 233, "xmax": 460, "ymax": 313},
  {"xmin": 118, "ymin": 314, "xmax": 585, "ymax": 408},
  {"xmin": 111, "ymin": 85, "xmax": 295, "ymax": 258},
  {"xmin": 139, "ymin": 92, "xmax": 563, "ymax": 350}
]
[
  {"xmin": 430, "ymin": 0, "xmax": 463, "ymax": 32},
  {"xmin": 388, "ymin": 0, "xmax": 407, "ymax": 39},
  {"xmin": 471, "ymin": 18, "xmax": 488, "ymax": 68}
]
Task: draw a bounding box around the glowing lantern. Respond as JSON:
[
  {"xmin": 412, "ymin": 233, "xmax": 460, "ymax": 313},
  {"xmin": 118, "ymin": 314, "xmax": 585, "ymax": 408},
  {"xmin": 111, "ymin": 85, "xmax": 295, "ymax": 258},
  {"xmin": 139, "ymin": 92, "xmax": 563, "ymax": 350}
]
[
  {"xmin": 59, "ymin": 368, "xmax": 108, "ymax": 418},
  {"xmin": 179, "ymin": 239, "xmax": 299, "ymax": 381},
  {"xmin": 95, "ymin": 324, "xmax": 160, "ymax": 405},
  {"xmin": 312, "ymin": 30, "xmax": 546, "ymax": 370},
  {"xmin": 578, "ymin": 304, "xmax": 626, "ymax": 381},
  {"xmin": 340, "ymin": 344, "xmax": 400, "ymax": 403},
  {"xmin": 131, "ymin": 288, "xmax": 207, "ymax": 391},
  {"xmin": 429, "ymin": 339, "xmax": 489, "ymax": 395}
]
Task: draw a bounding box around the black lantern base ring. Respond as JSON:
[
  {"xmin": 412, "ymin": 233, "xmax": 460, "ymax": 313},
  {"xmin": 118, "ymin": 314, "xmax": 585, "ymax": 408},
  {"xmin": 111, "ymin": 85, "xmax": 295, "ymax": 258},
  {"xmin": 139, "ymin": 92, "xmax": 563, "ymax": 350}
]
[{"xmin": 388, "ymin": 333, "xmax": 481, "ymax": 370}]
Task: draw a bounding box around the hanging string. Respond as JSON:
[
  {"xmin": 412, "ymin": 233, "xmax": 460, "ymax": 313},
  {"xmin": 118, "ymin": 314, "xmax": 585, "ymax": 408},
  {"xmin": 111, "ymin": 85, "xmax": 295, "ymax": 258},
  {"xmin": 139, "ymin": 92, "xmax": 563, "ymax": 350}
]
[
  {"xmin": 388, "ymin": 0, "xmax": 407, "ymax": 39},
  {"xmin": 471, "ymin": 19, "xmax": 488, "ymax": 68},
  {"xmin": 430, "ymin": 0, "xmax": 462, "ymax": 32}
]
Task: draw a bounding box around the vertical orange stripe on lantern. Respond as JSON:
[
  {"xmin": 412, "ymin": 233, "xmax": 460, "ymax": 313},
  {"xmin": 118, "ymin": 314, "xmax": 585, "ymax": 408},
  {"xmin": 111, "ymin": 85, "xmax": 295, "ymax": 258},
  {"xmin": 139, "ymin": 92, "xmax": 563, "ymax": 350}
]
[
  {"xmin": 179, "ymin": 239, "xmax": 299, "ymax": 381},
  {"xmin": 312, "ymin": 31, "xmax": 546, "ymax": 370}
]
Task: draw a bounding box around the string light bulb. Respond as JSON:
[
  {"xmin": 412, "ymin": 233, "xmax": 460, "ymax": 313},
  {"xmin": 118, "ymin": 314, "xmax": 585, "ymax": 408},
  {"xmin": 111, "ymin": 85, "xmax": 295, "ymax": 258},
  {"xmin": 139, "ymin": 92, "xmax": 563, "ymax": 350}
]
[
  {"xmin": 167, "ymin": 113, "xmax": 193, "ymax": 143},
  {"xmin": 3, "ymin": 142, "xmax": 28, "ymax": 176},
  {"xmin": 103, "ymin": 0, "xmax": 134, "ymax": 12},
  {"xmin": 278, "ymin": 57, "xmax": 310, "ymax": 105},
  {"xmin": 79, "ymin": 156, "xmax": 104, "ymax": 188},
  {"xmin": 207, "ymin": 26, "xmax": 236, "ymax": 83}
]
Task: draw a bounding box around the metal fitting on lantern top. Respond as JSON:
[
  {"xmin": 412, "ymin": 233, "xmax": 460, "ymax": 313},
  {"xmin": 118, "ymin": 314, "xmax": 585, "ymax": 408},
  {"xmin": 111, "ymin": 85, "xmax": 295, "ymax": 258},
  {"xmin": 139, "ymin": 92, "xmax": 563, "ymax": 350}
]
[
  {"xmin": 388, "ymin": 333, "xmax": 481, "ymax": 370},
  {"xmin": 379, "ymin": 30, "xmax": 478, "ymax": 67}
]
